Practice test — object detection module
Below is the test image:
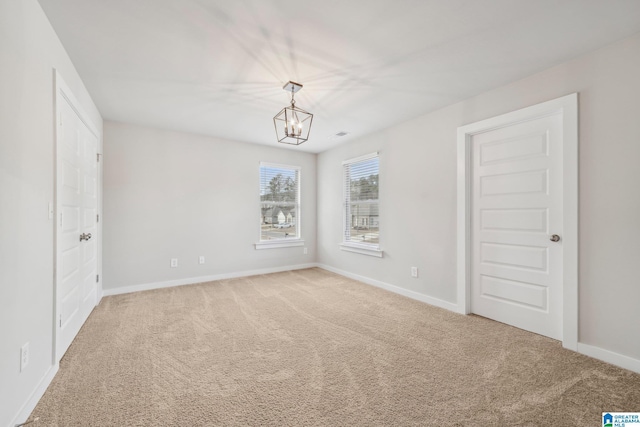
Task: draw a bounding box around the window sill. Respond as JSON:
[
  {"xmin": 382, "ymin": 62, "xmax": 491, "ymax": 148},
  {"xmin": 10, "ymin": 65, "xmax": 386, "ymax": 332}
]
[
  {"xmin": 255, "ymin": 239, "xmax": 305, "ymax": 250},
  {"xmin": 340, "ymin": 242, "xmax": 383, "ymax": 258}
]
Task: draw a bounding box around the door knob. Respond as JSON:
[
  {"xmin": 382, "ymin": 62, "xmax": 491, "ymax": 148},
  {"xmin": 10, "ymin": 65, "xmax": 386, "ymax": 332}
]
[
  {"xmin": 79, "ymin": 233, "xmax": 92, "ymax": 242},
  {"xmin": 550, "ymin": 234, "xmax": 560, "ymax": 242}
]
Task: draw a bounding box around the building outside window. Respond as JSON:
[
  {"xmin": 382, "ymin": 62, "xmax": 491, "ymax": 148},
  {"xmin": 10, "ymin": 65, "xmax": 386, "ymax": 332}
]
[
  {"xmin": 259, "ymin": 163, "xmax": 300, "ymax": 241},
  {"xmin": 343, "ymin": 153, "xmax": 379, "ymax": 248}
]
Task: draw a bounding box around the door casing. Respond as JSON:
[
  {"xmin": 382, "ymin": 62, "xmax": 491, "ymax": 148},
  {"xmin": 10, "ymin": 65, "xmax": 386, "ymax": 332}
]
[
  {"xmin": 53, "ymin": 70, "xmax": 102, "ymax": 363},
  {"xmin": 456, "ymin": 93, "xmax": 578, "ymax": 350}
]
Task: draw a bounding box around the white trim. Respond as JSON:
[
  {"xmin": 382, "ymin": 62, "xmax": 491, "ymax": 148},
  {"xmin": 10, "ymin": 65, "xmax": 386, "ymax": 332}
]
[
  {"xmin": 54, "ymin": 70, "xmax": 102, "ymax": 363},
  {"xmin": 577, "ymin": 343, "xmax": 640, "ymax": 374},
  {"xmin": 342, "ymin": 152, "xmax": 380, "ymax": 250},
  {"xmin": 10, "ymin": 363, "xmax": 59, "ymax": 427},
  {"xmin": 319, "ymin": 262, "xmax": 640, "ymax": 374},
  {"xmin": 342, "ymin": 151, "xmax": 379, "ymax": 165},
  {"xmin": 54, "ymin": 72, "xmax": 100, "ymax": 136},
  {"xmin": 560, "ymin": 95, "xmax": 579, "ymax": 351},
  {"xmin": 255, "ymin": 239, "xmax": 305, "ymax": 250},
  {"xmin": 317, "ymin": 264, "xmax": 458, "ymax": 312},
  {"xmin": 456, "ymin": 93, "xmax": 579, "ymax": 348},
  {"xmin": 258, "ymin": 162, "xmax": 302, "ymax": 242},
  {"xmin": 72, "ymin": 261, "xmax": 640, "ymax": 379},
  {"xmin": 6, "ymin": 266, "xmax": 637, "ymax": 427},
  {"xmin": 259, "ymin": 161, "xmax": 302, "ymax": 170},
  {"xmin": 456, "ymin": 129, "xmax": 472, "ymax": 315},
  {"xmin": 102, "ymin": 263, "xmax": 317, "ymax": 296},
  {"xmin": 339, "ymin": 242, "xmax": 383, "ymax": 258}
]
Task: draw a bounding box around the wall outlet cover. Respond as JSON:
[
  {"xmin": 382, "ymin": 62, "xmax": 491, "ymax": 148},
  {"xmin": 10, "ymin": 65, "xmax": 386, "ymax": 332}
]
[{"xmin": 20, "ymin": 342, "xmax": 29, "ymax": 372}]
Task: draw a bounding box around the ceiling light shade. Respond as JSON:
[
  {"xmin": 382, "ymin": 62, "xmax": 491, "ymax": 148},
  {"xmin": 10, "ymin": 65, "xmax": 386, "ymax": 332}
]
[{"xmin": 273, "ymin": 81, "xmax": 313, "ymax": 145}]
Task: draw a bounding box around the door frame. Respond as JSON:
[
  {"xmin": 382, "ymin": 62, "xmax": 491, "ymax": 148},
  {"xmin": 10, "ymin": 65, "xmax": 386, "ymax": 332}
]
[
  {"xmin": 456, "ymin": 93, "xmax": 578, "ymax": 350},
  {"xmin": 53, "ymin": 70, "xmax": 102, "ymax": 363}
]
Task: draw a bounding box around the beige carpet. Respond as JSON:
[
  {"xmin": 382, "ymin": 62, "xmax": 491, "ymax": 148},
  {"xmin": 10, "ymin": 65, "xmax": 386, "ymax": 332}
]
[{"xmin": 31, "ymin": 268, "xmax": 639, "ymax": 426}]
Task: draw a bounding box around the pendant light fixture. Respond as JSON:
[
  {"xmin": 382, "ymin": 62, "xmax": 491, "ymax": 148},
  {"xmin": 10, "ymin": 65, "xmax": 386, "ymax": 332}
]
[{"xmin": 273, "ymin": 81, "xmax": 313, "ymax": 145}]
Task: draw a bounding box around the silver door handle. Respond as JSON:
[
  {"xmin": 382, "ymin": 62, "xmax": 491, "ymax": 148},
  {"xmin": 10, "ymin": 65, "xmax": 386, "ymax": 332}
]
[
  {"xmin": 550, "ymin": 234, "xmax": 560, "ymax": 242},
  {"xmin": 80, "ymin": 233, "xmax": 92, "ymax": 242}
]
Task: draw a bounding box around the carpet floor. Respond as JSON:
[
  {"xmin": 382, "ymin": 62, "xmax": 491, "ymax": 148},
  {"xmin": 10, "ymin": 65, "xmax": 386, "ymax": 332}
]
[{"xmin": 31, "ymin": 268, "xmax": 640, "ymax": 426}]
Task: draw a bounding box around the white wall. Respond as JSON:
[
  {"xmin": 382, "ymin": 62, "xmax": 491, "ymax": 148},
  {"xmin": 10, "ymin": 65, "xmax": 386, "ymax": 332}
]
[
  {"xmin": 317, "ymin": 32, "xmax": 640, "ymax": 362},
  {"xmin": 0, "ymin": 1, "xmax": 102, "ymax": 426},
  {"xmin": 2, "ymin": 6, "xmax": 637, "ymax": 425},
  {"xmin": 102, "ymin": 122, "xmax": 316, "ymax": 292}
]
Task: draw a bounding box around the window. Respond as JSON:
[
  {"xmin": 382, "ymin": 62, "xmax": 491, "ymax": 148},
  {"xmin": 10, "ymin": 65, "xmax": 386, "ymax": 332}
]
[
  {"xmin": 256, "ymin": 163, "xmax": 302, "ymax": 249},
  {"xmin": 342, "ymin": 152, "xmax": 382, "ymax": 257}
]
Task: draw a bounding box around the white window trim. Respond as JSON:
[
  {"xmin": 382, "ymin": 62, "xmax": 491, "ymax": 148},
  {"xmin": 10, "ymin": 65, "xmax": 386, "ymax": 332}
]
[
  {"xmin": 256, "ymin": 162, "xmax": 302, "ymax": 249},
  {"xmin": 341, "ymin": 151, "xmax": 379, "ymax": 165},
  {"xmin": 341, "ymin": 152, "xmax": 382, "ymax": 257},
  {"xmin": 255, "ymin": 239, "xmax": 305, "ymax": 250},
  {"xmin": 340, "ymin": 241, "xmax": 383, "ymax": 258}
]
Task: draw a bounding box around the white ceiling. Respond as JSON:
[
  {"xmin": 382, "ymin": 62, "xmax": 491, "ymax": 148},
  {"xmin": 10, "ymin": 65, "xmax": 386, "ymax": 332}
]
[{"xmin": 39, "ymin": 0, "xmax": 640, "ymax": 153}]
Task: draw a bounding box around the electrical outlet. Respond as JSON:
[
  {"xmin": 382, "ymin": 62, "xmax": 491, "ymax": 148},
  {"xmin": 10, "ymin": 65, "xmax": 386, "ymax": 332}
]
[
  {"xmin": 303, "ymin": 247, "xmax": 308, "ymax": 255},
  {"xmin": 20, "ymin": 342, "xmax": 29, "ymax": 372},
  {"xmin": 199, "ymin": 256, "xmax": 205, "ymax": 264},
  {"xmin": 170, "ymin": 258, "xmax": 178, "ymax": 268},
  {"xmin": 411, "ymin": 267, "xmax": 418, "ymax": 278}
]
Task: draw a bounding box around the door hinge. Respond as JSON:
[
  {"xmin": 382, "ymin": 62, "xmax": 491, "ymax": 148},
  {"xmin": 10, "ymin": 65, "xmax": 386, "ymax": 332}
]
[
  {"xmin": 59, "ymin": 314, "xmax": 62, "ymax": 328},
  {"xmin": 96, "ymin": 214, "xmax": 100, "ymax": 223},
  {"xmin": 96, "ymin": 274, "xmax": 99, "ymax": 283},
  {"xmin": 97, "ymin": 153, "xmax": 101, "ymax": 162},
  {"xmin": 60, "ymin": 212, "xmax": 63, "ymax": 227}
]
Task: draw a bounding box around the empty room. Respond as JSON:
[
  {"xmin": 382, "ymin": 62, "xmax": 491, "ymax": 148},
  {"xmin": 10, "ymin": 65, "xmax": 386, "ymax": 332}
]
[{"xmin": 2, "ymin": 0, "xmax": 640, "ymax": 425}]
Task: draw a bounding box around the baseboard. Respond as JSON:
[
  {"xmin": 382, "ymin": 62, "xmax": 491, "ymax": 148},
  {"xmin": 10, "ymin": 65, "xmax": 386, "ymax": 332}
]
[
  {"xmin": 9, "ymin": 363, "xmax": 59, "ymax": 427},
  {"xmin": 102, "ymin": 262, "xmax": 640, "ymax": 376},
  {"xmin": 316, "ymin": 263, "xmax": 459, "ymax": 313},
  {"xmin": 577, "ymin": 343, "xmax": 640, "ymax": 374},
  {"xmin": 102, "ymin": 263, "xmax": 318, "ymax": 296},
  {"xmin": 96, "ymin": 284, "xmax": 103, "ymax": 304}
]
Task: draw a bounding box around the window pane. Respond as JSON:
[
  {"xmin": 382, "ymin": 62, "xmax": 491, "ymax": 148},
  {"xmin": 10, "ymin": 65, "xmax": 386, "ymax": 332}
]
[
  {"xmin": 343, "ymin": 154, "xmax": 379, "ymax": 246},
  {"xmin": 260, "ymin": 166, "xmax": 298, "ymax": 202},
  {"xmin": 349, "ymin": 202, "xmax": 379, "ymax": 244},
  {"xmin": 349, "ymin": 158, "xmax": 379, "ymax": 201},
  {"xmin": 260, "ymin": 202, "xmax": 297, "ymax": 240},
  {"xmin": 260, "ymin": 164, "xmax": 300, "ymax": 241}
]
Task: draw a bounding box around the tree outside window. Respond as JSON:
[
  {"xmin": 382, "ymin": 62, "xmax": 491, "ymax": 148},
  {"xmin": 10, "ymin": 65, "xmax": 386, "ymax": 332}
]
[
  {"xmin": 343, "ymin": 154, "xmax": 379, "ymax": 246},
  {"xmin": 260, "ymin": 164, "xmax": 300, "ymax": 241}
]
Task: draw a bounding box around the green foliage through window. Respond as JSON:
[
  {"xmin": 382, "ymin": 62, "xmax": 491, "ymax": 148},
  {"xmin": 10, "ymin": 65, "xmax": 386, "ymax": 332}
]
[
  {"xmin": 344, "ymin": 154, "xmax": 379, "ymax": 245},
  {"xmin": 260, "ymin": 164, "xmax": 300, "ymax": 241}
]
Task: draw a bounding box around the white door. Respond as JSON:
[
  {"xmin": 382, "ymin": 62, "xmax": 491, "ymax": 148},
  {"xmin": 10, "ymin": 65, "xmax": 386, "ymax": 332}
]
[
  {"xmin": 471, "ymin": 113, "xmax": 563, "ymax": 340},
  {"xmin": 56, "ymin": 85, "xmax": 99, "ymax": 359}
]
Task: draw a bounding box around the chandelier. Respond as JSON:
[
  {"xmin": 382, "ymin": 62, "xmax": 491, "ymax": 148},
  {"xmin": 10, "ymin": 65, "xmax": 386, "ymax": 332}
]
[{"xmin": 273, "ymin": 81, "xmax": 313, "ymax": 145}]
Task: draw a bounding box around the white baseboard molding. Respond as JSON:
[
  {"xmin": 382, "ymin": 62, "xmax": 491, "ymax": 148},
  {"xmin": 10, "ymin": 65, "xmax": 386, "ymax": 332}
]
[
  {"xmin": 10, "ymin": 362, "xmax": 59, "ymax": 427},
  {"xmin": 102, "ymin": 263, "xmax": 318, "ymax": 297},
  {"xmin": 577, "ymin": 343, "xmax": 640, "ymax": 374},
  {"xmin": 316, "ymin": 263, "xmax": 459, "ymax": 313},
  {"xmin": 96, "ymin": 284, "xmax": 103, "ymax": 305},
  {"xmin": 103, "ymin": 262, "xmax": 640, "ymax": 376}
]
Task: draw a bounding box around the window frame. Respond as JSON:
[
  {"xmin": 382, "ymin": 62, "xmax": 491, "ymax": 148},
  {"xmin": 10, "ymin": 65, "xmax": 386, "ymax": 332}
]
[
  {"xmin": 255, "ymin": 162, "xmax": 304, "ymax": 250},
  {"xmin": 340, "ymin": 152, "xmax": 383, "ymax": 257}
]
